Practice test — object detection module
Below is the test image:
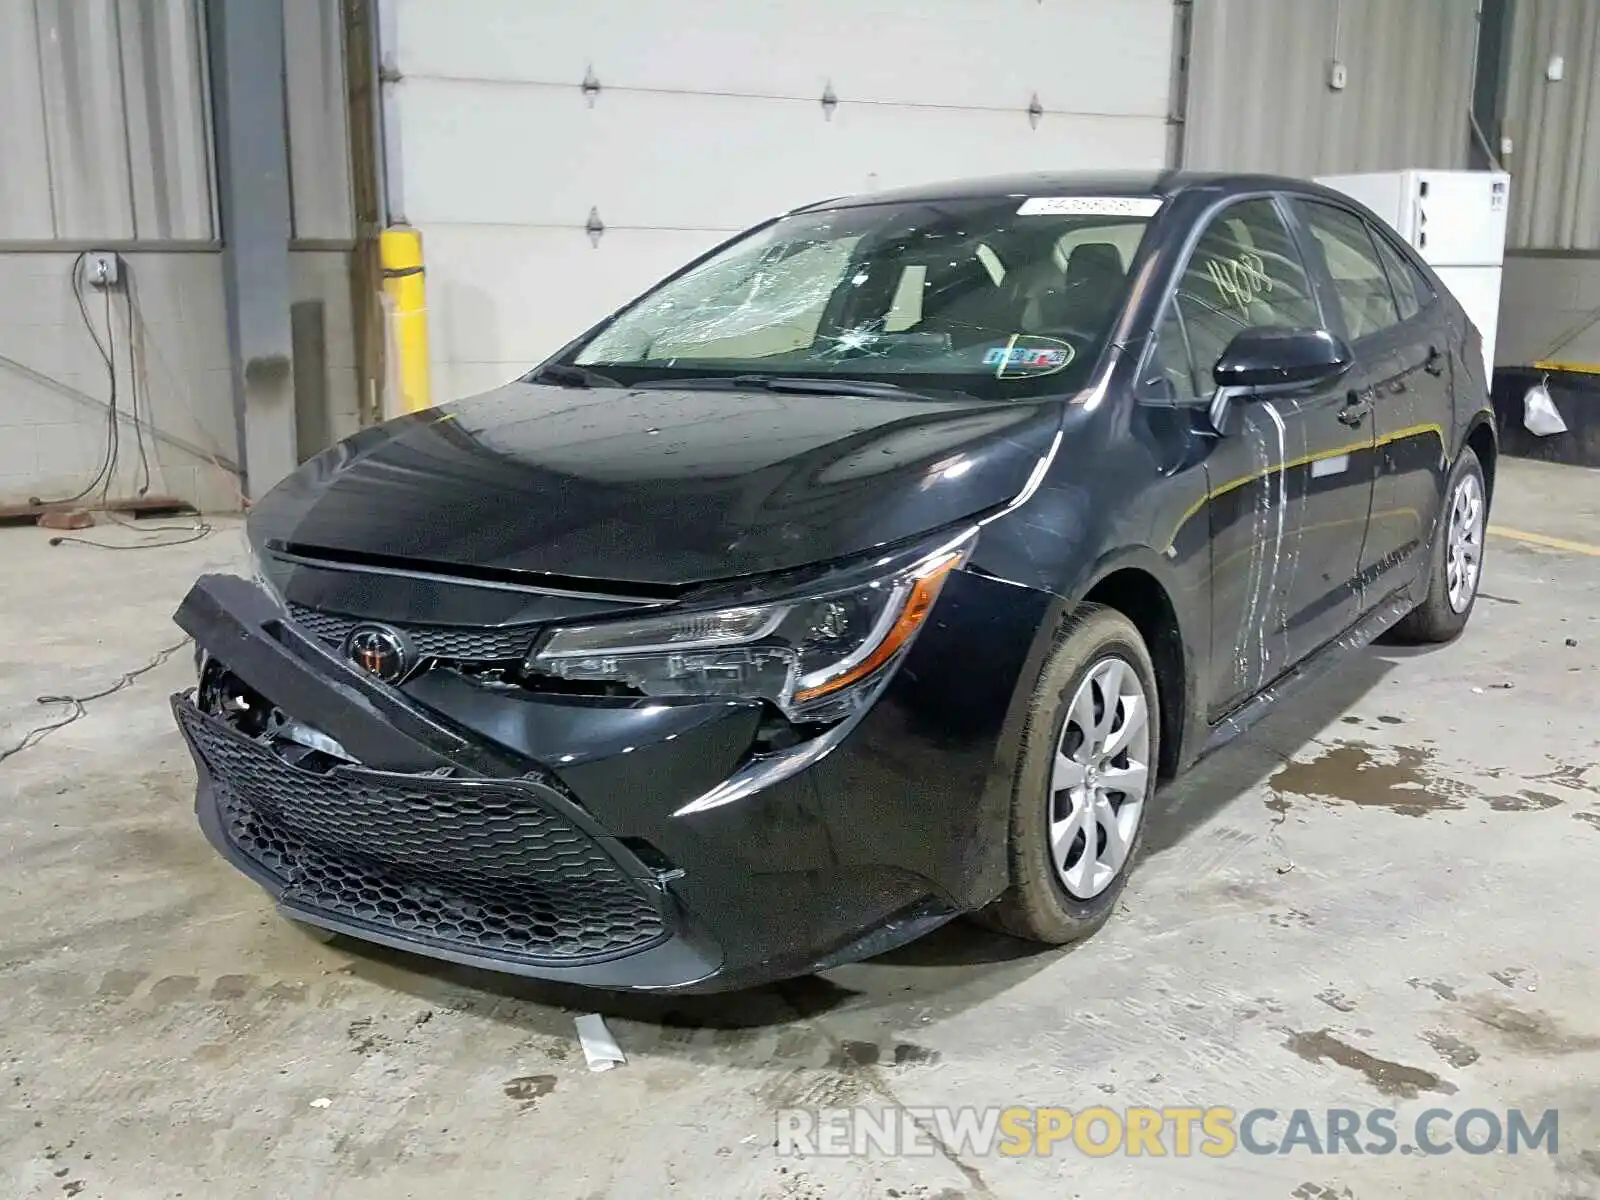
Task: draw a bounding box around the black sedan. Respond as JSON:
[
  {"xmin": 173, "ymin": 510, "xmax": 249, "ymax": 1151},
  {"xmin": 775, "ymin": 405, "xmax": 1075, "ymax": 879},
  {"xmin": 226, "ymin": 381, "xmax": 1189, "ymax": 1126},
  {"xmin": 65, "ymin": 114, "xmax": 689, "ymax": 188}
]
[{"xmin": 172, "ymin": 171, "xmax": 1495, "ymax": 992}]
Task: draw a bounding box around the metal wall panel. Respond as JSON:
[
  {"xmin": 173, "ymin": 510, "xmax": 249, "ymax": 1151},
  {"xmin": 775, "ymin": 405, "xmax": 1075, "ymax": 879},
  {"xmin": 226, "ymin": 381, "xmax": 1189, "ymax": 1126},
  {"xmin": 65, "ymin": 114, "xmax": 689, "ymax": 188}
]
[
  {"xmin": 1185, "ymin": 0, "xmax": 1478, "ymax": 177},
  {"xmin": 1502, "ymin": 0, "xmax": 1600, "ymax": 250},
  {"xmin": 1497, "ymin": 255, "xmax": 1600, "ymax": 364},
  {"xmin": 0, "ymin": 0, "xmax": 358, "ymax": 511},
  {"xmin": 35, "ymin": 0, "xmax": 137, "ymax": 239},
  {"xmin": 285, "ymin": 0, "xmax": 355, "ymax": 242},
  {"xmin": 3, "ymin": 0, "xmax": 216, "ymax": 242},
  {"xmin": 1, "ymin": 0, "xmax": 356, "ymax": 244},
  {"xmin": 0, "ymin": 4, "xmax": 56, "ymax": 238},
  {"xmin": 119, "ymin": 0, "xmax": 216, "ymax": 240}
]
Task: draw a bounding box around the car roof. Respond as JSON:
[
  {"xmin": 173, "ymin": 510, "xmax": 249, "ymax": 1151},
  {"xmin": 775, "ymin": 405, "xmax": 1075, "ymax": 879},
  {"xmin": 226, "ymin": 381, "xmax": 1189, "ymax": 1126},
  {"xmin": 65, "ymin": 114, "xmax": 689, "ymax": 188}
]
[{"xmin": 797, "ymin": 169, "xmax": 1356, "ymax": 212}]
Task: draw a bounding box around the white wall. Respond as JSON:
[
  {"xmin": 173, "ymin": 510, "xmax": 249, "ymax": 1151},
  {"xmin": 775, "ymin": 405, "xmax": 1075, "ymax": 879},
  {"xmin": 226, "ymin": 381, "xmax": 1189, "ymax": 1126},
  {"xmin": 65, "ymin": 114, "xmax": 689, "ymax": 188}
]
[
  {"xmin": 0, "ymin": 251, "xmax": 242, "ymax": 514},
  {"xmin": 380, "ymin": 0, "xmax": 1178, "ymax": 403},
  {"xmin": 0, "ymin": 250, "xmax": 362, "ymax": 514}
]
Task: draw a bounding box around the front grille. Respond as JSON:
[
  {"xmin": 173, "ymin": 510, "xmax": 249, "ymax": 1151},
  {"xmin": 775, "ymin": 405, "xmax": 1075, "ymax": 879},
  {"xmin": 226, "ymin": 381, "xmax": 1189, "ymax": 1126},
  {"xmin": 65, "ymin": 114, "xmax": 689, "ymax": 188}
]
[
  {"xmin": 175, "ymin": 699, "xmax": 667, "ymax": 963},
  {"xmin": 286, "ymin": 603, "xmax": 537, "ymax": 662}
]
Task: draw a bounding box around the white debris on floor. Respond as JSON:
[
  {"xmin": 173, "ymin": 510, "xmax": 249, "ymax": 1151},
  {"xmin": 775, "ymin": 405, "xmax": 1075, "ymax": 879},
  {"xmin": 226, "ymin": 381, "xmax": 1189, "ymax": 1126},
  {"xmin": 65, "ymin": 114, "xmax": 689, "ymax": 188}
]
[{"xmin": 575, "ymin": 1013, "xmax": 627, "ymax": 1072}]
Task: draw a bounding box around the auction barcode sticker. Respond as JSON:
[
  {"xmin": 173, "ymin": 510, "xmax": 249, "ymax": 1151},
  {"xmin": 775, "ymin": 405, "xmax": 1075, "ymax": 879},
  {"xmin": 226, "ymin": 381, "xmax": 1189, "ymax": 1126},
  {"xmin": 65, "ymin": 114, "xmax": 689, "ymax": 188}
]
[{"xmin": 1017, "ymin": 196, "xmax": 1165, "ymax": 217}]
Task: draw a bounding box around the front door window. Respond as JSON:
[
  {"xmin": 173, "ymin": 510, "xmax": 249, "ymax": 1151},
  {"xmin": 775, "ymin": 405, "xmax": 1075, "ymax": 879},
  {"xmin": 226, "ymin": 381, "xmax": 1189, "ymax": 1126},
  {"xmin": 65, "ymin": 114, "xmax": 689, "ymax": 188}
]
[{"xmin": 1168, "ymin": 199, "xmax": 1323, "ymax": 399}]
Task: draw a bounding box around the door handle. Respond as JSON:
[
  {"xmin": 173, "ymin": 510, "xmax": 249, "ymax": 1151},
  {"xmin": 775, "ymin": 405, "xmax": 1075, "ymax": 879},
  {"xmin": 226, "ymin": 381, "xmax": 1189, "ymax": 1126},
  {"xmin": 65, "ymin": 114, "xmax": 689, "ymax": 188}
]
[
  {"xmin": 1424, "ymin": 345, "xmax": 1446, "ymax": 376},
  {"xmin": 1338, "ymin": 391, "xmax": 1370, "ymax": 427}
]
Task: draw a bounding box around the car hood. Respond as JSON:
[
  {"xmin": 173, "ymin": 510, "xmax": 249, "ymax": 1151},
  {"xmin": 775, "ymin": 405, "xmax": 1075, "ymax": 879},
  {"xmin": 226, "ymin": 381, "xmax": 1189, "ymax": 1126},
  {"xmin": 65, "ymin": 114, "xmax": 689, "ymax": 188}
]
[{"xmin": 249, "ymin": 382, "xmax": 1064, "ymax": 589}]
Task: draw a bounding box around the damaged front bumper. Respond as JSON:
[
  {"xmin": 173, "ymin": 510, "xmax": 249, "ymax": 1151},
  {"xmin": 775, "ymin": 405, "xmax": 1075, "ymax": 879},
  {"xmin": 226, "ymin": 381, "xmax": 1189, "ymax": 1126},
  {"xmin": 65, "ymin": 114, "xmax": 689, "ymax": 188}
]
[
  {"xmin": 170, "ymin": 570, "xmax": 1052, "ymax": 992},
  {"xmin": 174, "ymin": 692, "xmax": 723, "ymax": 988}
]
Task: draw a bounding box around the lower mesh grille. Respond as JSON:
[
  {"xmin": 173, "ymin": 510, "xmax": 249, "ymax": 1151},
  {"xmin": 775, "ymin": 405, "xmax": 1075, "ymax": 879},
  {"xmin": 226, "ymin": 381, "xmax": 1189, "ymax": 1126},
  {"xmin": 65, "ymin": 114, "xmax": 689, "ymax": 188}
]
[{"xmin": 175, "ymin": 699, "xmax": 667, "ymax": 963}]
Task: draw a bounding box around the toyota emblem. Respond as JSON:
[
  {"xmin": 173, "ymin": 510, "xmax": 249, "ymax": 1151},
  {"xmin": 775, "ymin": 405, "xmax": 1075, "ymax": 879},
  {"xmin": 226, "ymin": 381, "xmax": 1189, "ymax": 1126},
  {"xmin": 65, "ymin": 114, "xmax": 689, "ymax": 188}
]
[{"xmin": 344, "ymin": 624, "xmax": 412, "ymax": 683}]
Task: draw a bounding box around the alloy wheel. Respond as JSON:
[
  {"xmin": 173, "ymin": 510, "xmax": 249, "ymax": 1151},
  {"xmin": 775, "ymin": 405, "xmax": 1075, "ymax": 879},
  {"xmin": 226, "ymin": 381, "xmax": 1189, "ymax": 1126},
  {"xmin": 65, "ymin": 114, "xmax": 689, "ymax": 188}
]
[
  {"xmin": 1445, "ymin": 472, "xmax": 1484, "ymax": 613},
  {"xmin": 1050, "ymin": 655, "xmax": 1151, "ymax": 900}
]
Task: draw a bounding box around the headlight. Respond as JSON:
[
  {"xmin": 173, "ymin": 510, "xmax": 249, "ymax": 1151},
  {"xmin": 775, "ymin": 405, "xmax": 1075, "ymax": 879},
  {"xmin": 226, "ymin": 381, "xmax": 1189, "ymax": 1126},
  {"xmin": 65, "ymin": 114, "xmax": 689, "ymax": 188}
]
[{"xmin": 526, "ymin": 537, "xmax": 972, "ymax": 723}]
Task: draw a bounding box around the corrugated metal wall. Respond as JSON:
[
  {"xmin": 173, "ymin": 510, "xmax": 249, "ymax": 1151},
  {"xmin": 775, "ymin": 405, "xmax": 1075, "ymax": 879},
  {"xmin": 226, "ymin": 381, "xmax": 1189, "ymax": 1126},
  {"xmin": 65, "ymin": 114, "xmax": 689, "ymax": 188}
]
[
  {"xmin": 0, "ymin": 0, "xmax": 215, "ymax": 242},
  {"xmin": 285, "ymin": 0, "xmax": 356, "ymax": 243},
  {"xmin": 1185, "ymin": 0, "xmax": 1479, "ymax": 177},
  {"xmin": 1501, "ymin": 0, "xmax": 1600, "ymax": 250},
  {"xmin": 283, "ymin": 0, "xmax": 364, "ymax": 449},
  {"xmin": 0, "ymin": 0, "xmax": 354, "ymax": 247}
]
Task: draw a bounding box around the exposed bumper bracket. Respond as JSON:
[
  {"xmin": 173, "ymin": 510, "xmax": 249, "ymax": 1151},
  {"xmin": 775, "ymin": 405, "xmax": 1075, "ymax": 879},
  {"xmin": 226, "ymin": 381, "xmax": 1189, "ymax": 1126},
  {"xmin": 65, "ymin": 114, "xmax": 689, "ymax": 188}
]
[{"xmin": 175, "ymin": 573, "xmax": 518, "ymax": 775}]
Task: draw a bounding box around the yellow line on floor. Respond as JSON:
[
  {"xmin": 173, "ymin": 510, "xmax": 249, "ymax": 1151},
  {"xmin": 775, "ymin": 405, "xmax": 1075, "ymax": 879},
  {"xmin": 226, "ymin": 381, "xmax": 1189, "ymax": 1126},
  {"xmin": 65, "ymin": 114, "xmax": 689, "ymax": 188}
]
[{"xmin": 1489, "ymin": 525, "xmax": 1600, "ymax": 557}]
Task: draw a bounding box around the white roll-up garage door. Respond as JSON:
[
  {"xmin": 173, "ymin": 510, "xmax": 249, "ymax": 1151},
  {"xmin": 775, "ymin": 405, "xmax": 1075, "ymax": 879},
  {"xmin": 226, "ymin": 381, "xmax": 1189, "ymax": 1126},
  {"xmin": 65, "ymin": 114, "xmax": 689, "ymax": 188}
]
[{"xmin": 380, "ymin": 0, "xmax": 1176, "ymax": 403}]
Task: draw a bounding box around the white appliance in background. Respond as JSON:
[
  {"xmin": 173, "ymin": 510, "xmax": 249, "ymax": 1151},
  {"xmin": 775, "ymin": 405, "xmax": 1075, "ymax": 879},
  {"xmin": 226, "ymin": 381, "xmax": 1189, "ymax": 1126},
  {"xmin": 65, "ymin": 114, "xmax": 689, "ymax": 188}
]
[{"xmin": 1314, "ymin": 169, "xmax": 1511, "ymax": 380}]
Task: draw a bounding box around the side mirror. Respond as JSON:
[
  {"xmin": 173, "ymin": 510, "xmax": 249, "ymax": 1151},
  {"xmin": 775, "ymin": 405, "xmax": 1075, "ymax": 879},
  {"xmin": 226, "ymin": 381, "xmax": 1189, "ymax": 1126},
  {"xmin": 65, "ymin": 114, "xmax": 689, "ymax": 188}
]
[{"xmin": 1212, "ymin": 327, "xmax": 1353, "ymax": 392}]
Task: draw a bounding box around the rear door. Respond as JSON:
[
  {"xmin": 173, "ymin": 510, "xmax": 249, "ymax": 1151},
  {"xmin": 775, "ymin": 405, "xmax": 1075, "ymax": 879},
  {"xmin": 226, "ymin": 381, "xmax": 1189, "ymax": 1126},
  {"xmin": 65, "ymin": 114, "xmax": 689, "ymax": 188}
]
[
  {"xmin": 1143, "ymin": 196, "xmax": 1375, "ymax": 720},
  {"xmin": 1371, "ymin": 227, "xmax": 1455, "ymax": 582},
  {"xmin": 1290, "ymin": 200, "xmax": 1448, "ymax": 604}
]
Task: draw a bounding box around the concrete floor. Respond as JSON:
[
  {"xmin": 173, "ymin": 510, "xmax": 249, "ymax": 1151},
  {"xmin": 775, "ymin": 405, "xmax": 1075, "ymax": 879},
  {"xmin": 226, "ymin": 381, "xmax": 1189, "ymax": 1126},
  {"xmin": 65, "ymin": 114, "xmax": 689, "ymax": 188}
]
[{"xmin": 2, "ymin": 458, "xmax": 1598, "ymax": 1200}]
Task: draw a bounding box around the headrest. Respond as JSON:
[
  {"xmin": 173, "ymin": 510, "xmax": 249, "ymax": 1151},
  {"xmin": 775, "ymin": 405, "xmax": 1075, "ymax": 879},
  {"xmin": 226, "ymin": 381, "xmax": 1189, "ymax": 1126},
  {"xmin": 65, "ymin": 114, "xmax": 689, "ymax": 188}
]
[{"xmin": 1066, "ymin": 242, "xmax": 1124, "ymax": 284}]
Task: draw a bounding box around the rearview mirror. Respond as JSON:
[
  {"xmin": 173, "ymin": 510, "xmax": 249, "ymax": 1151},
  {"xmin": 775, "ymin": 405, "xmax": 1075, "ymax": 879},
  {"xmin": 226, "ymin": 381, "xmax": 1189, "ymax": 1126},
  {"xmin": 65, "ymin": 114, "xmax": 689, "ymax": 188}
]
[{"xmin": 1212, "ymin": 327, "xmax": 1353, "ymax": 392}]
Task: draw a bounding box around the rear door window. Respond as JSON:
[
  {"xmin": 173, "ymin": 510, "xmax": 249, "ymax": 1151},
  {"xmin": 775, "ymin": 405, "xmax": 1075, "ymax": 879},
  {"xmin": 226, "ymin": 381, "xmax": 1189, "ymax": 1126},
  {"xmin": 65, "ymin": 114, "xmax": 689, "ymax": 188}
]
[
  {"xmin": 1294, "ymin": 201, "xmax": 1401, "ymax": 340},
  {"xmin": 1370, "ymin": 229, "xmax": 1433, "ymax": 321}
]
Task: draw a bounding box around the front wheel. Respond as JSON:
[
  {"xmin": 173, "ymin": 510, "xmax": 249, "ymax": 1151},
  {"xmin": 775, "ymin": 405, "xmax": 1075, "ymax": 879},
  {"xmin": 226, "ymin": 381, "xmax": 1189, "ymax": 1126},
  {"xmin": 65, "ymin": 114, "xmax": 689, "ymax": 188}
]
[
  {"xmin": 977, "ymin": 604, "xmax": 1160, "ymax": 944},
  {"xmin": 1394, "ymin": 447, "xmax": 1487, "ymax": 643}
]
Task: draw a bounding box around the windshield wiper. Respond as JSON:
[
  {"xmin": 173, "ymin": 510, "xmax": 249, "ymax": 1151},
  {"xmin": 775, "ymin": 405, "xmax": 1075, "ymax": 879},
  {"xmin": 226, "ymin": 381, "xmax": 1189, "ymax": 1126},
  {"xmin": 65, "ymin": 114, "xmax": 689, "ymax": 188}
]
[
  {"xmin": 527, "ymin": 362, "xmax": 623, "ymax": 389},
  {"xmin": 632, "ymin": 374, "xmax": 950, "ymax": 400}
]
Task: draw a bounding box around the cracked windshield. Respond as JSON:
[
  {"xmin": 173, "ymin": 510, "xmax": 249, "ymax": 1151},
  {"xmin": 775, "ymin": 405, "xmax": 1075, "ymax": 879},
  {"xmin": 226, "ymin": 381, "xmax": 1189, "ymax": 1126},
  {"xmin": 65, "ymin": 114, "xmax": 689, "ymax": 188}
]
[{"xmin": 573, "ymin": 197, "xmax": 1157, "ymax": 399}]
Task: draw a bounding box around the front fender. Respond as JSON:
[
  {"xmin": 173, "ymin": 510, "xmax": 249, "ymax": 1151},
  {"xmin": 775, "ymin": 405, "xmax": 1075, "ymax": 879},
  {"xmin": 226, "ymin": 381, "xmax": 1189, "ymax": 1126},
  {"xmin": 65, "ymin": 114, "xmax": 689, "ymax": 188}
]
[{"xmin": 1070, "ymin": 543, "xmax": 1210, "ymax": 777}]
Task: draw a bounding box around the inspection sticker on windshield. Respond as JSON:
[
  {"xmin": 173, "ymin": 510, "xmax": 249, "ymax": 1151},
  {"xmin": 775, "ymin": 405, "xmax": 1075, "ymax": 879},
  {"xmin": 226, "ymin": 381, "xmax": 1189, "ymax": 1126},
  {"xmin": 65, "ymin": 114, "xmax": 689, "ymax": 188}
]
[
  {"xmin": 983, "ymin": 346, "xmax": 1071, "ymax": 369},
  {"xmin": 1017, "ymin": 196, "xmax": 1164, "ymax": 217}
]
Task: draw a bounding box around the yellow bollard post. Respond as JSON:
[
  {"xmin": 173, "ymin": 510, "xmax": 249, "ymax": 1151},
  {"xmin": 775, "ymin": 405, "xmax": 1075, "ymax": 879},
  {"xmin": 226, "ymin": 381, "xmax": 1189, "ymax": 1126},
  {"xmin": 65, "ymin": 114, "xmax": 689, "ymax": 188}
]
[{"xmin": 380, "ymin": 226, "xmax": 431, "ymax": 413}]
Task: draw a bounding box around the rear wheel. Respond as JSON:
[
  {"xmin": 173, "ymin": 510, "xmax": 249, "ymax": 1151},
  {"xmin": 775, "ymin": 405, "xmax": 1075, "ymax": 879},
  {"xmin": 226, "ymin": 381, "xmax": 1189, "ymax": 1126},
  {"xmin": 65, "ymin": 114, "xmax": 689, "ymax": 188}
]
[
  {"xmin": 978, "ymin": 604, "xmax": 1159, "ymax": 944},
  {"xmin": 1394, "ymin": 447, "xmax": 1486, "ymax": 643}
]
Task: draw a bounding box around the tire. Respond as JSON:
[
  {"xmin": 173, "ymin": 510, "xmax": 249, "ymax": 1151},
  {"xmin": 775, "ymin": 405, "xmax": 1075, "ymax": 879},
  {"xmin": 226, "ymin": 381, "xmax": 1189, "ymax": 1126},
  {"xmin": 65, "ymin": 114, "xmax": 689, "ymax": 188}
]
[
  {"xmin": 977, "ymin": 603, "xmax": 1160, "ymax": 944},
  {"xmin": 1393, "ymin": 447, "xmax": 1487, "ymax": 644}
]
